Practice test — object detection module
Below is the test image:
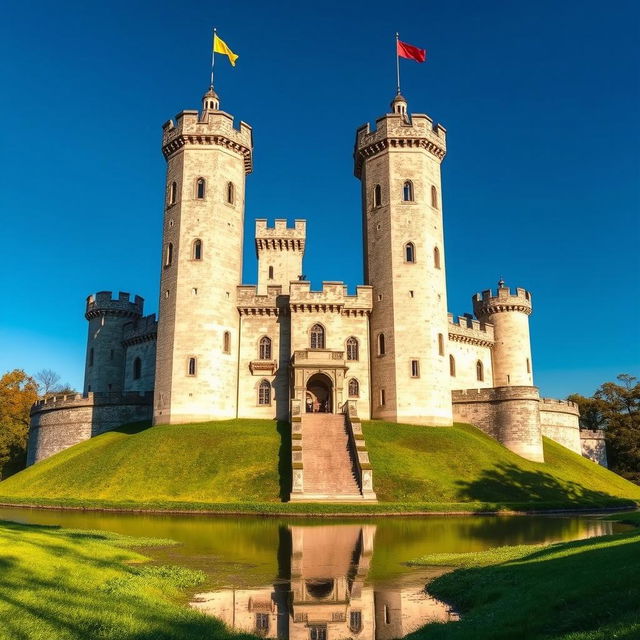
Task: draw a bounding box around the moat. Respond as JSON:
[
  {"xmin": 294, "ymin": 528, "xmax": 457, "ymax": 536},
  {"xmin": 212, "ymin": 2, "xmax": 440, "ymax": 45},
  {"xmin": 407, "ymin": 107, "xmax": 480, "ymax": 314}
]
[{"xmin": 0, "ymin": 508, "xmax": 628, "ymax": 638}]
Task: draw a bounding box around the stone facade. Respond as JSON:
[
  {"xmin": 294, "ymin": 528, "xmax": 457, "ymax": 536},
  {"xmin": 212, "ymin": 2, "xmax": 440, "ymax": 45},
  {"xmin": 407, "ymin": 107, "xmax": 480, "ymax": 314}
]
[
  {"xmin": 580, "ymin": 429, "xmax": 608, "ymax": 467},
  {"xmin": 539, "ymin": 398, "xmax": 581, "ymax": 455}
]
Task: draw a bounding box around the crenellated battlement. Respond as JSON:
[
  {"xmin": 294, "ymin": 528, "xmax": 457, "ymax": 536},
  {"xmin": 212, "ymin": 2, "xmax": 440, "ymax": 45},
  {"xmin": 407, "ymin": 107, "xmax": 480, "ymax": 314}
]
[
  {"xmin": 354, "ymin": 110, "xmax": 447, "ymax": 177},
  {"xmin": 289, "ymin": 281, "xmax": 373, "ymax": 315},
  {"xmin": 85, "ymin": 291, "xmax": 144, "ymax": 320},
  {"xmin": 162, "ymin": 108, "xmax": 253, "ymax": 173},
  {"xmin": 540, "ymin": 397, "xmax": 580, "ymax": 415},
  {"xmin": 473, "ymin": 284, "xmax": 532, "ymax": 319},
  {"xmin": 448, "ymin": 313, "xmax": 494, "ymax": 346},
  {"xmin": 31, "ymin": 391, "xmax": 153, "ymax": 414},
  {"xmin": 255, "ymin": 218, "xmax": 306, "ymax": 252},
  {"xmin": 122, "ymin": 314, "xmax": 157, "ymax": 346},
  {"xmin": 237, "ymin": 285, "xmax": 287, "ymax": 316}
]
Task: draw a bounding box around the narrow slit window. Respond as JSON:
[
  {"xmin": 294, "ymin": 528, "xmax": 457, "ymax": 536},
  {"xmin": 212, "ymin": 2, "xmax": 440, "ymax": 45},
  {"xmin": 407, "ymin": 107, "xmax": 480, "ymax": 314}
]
[
  {"xmin": 259, "ymin": 336, "xmax": 272, "ymax": 360},
  {"xmin": 438, "ymin": 333, "xmax": 445, "ymax": 356},
  {"xmin": 434, "ymin": 246, "xmax": 441, "ymax": 269},
  {"xmin": 188, "ymin": 357, "xmax": 197, "ymax": 376},
  {"xmin": 405, "ymin": 242, "xmax": 415, "ymax": 263},
  {"xmin": 411, "ymin": 359, "xmax": 420, "ymax": 378},
  {"xmin": 165, "ymin": 242, "xmax": 173, "ymax": 267},
  {"xmin": 378, "ymin": 333, "xmax": 386, "ymax": 356},
  {"xmin": 133, "ymin": 357, "xmax": 142, "ymax": 380},
  {"xmin": 380, "ymin": 389, "xmax": 386, "ymax": 406},
  {"xmin": 431, "ymin": 185, "xmax": 438, "ymax": 209},
  {"xmin": 373, "ymin": 184, "xmax": 382, "ymax": 207},
  {"xmin": 449, "ymin": 354, "xmax": 456, "ymax": 377},
  {"xmin": 403, "ymin": 180, "xmax": 414, "ymax": 202},
  {"xmin": 193, "ymin": 239, "xmax": 202, "ymax": 260},
  {"xmin": 258, "ymin": 380, "xmax": 271, "ymax": 405},
  {"xmin": 89, "ymin": 348, "xmax": 94, "ymax": 367},
  {"xmin": 227, "ymin": 181, "xmax": 235, "ymax": 204},
  {"xmin": 169, "ymin": 181, "xmax": 177, "ymax": 205},
  {"xmin": 268, "ymin": 266, "xmax": 274, "ymax": 280},
  {"xmin": 526, "ymin": 358, "xmax": 531, "ymax": 373},
  {"xmin": 196, "ymin": 177, "xmax": 206, "ymax": 199},
  {"xmin": 223, "ymin": 331, "xmax": 231, "ymax": 354}
]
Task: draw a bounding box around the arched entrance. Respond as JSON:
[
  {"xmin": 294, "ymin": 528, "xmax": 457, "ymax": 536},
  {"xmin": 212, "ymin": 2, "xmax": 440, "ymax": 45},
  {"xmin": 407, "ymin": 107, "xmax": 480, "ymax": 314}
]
[{"xmin": 305, "ymin": 373, "xmax": 333, "ymax": 413}]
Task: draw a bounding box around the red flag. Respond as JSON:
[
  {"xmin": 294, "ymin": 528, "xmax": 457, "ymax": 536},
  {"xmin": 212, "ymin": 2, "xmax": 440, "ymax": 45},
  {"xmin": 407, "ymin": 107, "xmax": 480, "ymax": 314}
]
[{"xmin": 397, "ymin": 40, "xmax": 426, "ymax": 63}]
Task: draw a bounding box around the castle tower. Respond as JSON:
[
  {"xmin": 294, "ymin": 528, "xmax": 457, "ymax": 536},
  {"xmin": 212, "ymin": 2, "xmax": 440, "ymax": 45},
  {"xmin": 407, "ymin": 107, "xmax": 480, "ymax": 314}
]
[
  {"xmin": 154, "ymin": 88, "xmax": 253, "ymax": 424},
  {"xmin": 354, "ymin": 95, "xmax": 452, "ymax": 426},
  {"xmin": 255, "ymin": 219, "xmax": 306, "ymax": 294},
  {"xmin": 84, "ymin": 291, "xmax": 144, "ymax": 394},
  {"xmin": 473, "ymin": 281, "xmax": 534, "ymax": 387}
]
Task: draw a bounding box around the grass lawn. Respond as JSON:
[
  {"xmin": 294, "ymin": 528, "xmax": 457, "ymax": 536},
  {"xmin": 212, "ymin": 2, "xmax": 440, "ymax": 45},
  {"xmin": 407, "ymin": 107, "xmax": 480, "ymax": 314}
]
[
  {"xmin": 406, "ymin": 514, "xmax": 640, "ymax": 639},
  {"xmin": 0, "ymin": 419, "xmax": 638, "ymax": 513},
  {"xmin": 0, "ymin": 519, "xmax": 255, "ymax": 640}
]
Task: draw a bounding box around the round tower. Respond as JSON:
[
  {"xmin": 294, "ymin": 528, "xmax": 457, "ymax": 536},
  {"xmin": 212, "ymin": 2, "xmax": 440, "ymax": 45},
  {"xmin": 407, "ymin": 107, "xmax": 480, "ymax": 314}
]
[
  {"xmin": 84, "ymin": 291, "xmax": 144, "ymax": 394},
  {"xmin": 354, "ymin": 94, "xmax": 452, "ymax": 426},
  {"xmin": 155, "ymin": 87, "xmax": 253, "ymax": 424},
  {"xmin": 473, "ymin": 280, "xmax": 534, "ymax": 387}
]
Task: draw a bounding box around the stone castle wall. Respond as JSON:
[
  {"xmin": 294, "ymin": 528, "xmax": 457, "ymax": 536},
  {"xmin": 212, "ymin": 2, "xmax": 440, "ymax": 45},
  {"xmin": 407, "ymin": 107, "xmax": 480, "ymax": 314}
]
[
  {"xmin": 580, "ymin": 429, "xmax": 608, "ymax": 467},
  {"xmin": 447, "ymin": 314, "xmax": 494, "ymax": 391},
  {"xmin": 539, "ymin": 398, "xmax": 581, "ymax": 454}
]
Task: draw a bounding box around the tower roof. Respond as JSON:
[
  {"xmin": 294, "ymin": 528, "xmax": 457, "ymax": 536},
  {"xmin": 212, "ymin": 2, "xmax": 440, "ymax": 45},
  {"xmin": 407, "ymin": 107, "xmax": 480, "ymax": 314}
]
[
  {"xmin": 390, "ymin": 92, "xmax": 408, "ymax": 116},
  {"xmin": 202, "ymin": 86, "xmax": 220, "ymax": 113}
]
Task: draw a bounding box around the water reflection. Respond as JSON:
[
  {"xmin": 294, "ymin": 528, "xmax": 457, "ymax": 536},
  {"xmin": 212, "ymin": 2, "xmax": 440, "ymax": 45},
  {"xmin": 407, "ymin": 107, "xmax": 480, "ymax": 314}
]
[{"xmin": 192, "ymin": 524, "xmax": 458, "ymax": 639}]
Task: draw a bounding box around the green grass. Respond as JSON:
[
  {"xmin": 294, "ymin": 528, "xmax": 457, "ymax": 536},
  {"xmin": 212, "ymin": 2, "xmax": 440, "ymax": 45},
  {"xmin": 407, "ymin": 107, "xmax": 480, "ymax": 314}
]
[
  {"xmin": 0, "ymin": 519, "xmax": 257, "ymax": 640},
  {"xmin": 0, "ymin": 419, "xmax": 638, "ymax": 513},
  {"xmin": 406, "ymin": 518, "xmax": 640, "ymax": 639}
]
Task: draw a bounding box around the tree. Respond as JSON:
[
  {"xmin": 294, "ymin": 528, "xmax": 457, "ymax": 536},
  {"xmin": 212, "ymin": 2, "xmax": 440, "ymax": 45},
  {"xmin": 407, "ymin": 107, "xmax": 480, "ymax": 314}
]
[
  {"xmin": 35, "ymin": 368, "xmax": 61, "ymax": 397},
  {"xmin": 0, "ymin": 369, "xmax": 38, "ymax": 479}
]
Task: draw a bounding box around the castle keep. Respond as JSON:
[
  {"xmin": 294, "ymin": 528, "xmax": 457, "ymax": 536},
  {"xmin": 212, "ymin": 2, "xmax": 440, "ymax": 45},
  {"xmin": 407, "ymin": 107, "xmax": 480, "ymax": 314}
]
[{"xmin": 27, "ymin": 87, "xmax": 607, "ymax": 497}]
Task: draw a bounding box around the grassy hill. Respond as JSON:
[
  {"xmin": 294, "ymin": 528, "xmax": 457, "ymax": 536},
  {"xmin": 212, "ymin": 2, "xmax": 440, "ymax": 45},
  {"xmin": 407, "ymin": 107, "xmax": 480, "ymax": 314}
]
[{"xmin": 0, "ymin": 419, "xmax": 638, "ymax": 512}]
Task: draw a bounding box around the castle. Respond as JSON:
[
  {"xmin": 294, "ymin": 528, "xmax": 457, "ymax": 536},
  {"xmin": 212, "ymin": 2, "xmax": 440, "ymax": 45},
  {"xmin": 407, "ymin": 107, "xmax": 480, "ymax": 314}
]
[{"xmin": 27, "ymin": 86, "xmax": 607, "ymax": 499}]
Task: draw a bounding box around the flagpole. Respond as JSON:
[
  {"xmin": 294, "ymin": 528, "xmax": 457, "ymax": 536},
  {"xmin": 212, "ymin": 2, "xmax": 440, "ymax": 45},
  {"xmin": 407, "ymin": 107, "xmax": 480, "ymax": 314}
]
[
  {"xmin": 210, "ymin": 27, "xmax": 216, "ymax": 88},
  {"xmin": 395, "ymin": 32, "xmax": 401, "ymax": 94}
]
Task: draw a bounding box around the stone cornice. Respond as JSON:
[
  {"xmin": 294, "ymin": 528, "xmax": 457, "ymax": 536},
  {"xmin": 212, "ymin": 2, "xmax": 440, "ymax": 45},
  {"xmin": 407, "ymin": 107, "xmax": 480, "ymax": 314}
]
[
  {"xmin": 256, "ymin": 237, "xmax": 305, "ymax": 252},
  {"xmin": 85, "ymin": 308, "xmax": 140, "ymax": 321},
  {"xmin": 121, "ymin": 331, "xmax": 157, "ymax": 347},
  {"xmin": 355, "ymin": 136, "xmax": 445, "ymax": 177},
  {"xmin": 475, "ymin": 302, "xmax": 532, "ymax": 316},
  {"xmin": 238, "ymin": 306, "xmax": 286, "ymax": 317},
  {"xmin": 448, "ymin": 332, "xmax": 494, "ymax": 348},
  {"xmin": 162, "ymin": 134, "xmax": 253, "ymax": 174}
]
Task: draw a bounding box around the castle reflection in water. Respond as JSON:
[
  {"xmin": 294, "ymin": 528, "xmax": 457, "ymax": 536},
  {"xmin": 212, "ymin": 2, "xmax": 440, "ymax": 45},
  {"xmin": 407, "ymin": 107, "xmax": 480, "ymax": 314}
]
[{"xmin": 192, "ymin": 525, "xmax": 458, "ymax": 639}]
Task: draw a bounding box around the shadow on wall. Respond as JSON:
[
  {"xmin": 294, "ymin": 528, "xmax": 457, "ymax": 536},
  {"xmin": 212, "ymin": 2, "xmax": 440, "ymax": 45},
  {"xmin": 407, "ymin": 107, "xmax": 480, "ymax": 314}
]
[
  {"xmin": 277, "ymin": 421, "xmax": 292, "ymax": 502},
  {"xmin": 454, "ymin": 462, "xmax": 622, "ymax": 509}
]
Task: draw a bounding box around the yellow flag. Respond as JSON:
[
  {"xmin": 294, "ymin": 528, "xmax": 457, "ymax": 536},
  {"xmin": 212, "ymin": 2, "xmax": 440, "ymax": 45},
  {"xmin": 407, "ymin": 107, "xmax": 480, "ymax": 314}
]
[{"xmin": 213, "ymin": 33, "xmax": 239, "ymax": 67}]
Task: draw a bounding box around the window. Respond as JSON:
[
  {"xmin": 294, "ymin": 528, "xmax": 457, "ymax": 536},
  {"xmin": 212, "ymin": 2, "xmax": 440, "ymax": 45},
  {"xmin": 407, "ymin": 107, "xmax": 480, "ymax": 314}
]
[
  {"xmin": 384, "ymin": 605, "xmax": 391, "ymax": 624},
  {"xmin": 348, "ymin": 378, "xmax": 360, "ymax": 398},
  {"xmin": 434, "ymin": 246, "xmax": 441, "ymax": 269},
  {"xmin": 196, "ymin": 177, "xmax": 206, "ymax": 199},
  {"xmin": 377, "ymin": 333, "xmax": 386, "ymax": 356},
  {"xmin": 309, "ymin": 626, "xmax": 327, "ymax": 640},
  {"xmin": 223, "ymin": 331, "xmax": 231, "ymax": 354},
  {"xmin": 476, "ymin": 360, "xmax": 484, "ymax": 382},
  {"xmin": 133, "ymin": 357, "xmax": 142, "ymax": 380},
  {"xmin": 373, "ymin": 184, "xmax": 382, "ymax": 207},
  {"xmin": 346, "ymin": 336, "xmax": 359, "ymax": 361},
  {"xmin": 258, "ymin": 380, "xmax": 271, "ymax": 405},
  {"xmin": 350, "ymin": 611, "xmax": 362, "ymax": 633},
  {"xmin": 411, "ymin": 359, "xmax": 420, "ymax": 378},
  {"xmin": 405, "ymin": 242, "xmax": 415, "ymax": 263},
  {"xmin": 227, "ymin": 181, "xmax": 235, "ymax": 204},
  {"xmin": 89, "ymin": 348, "xmax": 94, "ymax": 367},
  {"xmin": 169, "ymin": 181, "xmax": 177, "ymax": 205},
  {"xmin": 164, "ymin": 242, "xmax": 173, "ymax": 267},
  {"xmin": 259, "ymin": 336, "xmax": 272, "ymax": 360},
  {"xmin": 310, "ymin": 324, "xmax": 325, "ymax": 349},
  {"xmin": 255, "ymin": 613, "xmax": 269, "ymax": 633},
  {"xmin": 403, "ymin": 180, "xmax": 414, "ymax": 202},
  {"xmin": 193, "ymin": 239, "xmax": 202, "ymax": 260},
  {"xmin": 268, "ymin": 266, "xmax": 274, "ymax": 280},
  {"xmin": 438, "ymin": 333, "xmax": 445, "ymax": 356},
  {"xmin": 526, "ymin": 358, "xmax": 531, "ymax": 373},
  {"xmin": 380, "ymin": 389, "xmax": 386, "ymax": 406},
  {"xmin": 188, "ymin": 357, "xmax": 197, "ymax": 376},
  {"xmin": 110, "ymin": 349, "xmax": 114, "ymax": 360},
  {"xmin": 431, "ymin": 185, "xmax": 438, "ymax": 209},
  {"xmin": 449, "ymin": 354, "xmax": 456, "ymax": 377}
]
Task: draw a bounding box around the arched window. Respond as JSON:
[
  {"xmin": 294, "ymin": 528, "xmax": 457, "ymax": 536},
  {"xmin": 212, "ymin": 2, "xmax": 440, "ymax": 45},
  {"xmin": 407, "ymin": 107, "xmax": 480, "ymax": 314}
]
[
  {"xmin": 268, "ymin": 266, "xmax": 274, "ymax": 280},
  {"xmin": 188, "ymin": 357, "xmax": 197, "ymax": 376},
  {"xmin": 403, "ymin": 180, "xmax": 414, "ymax": 202},
  {"xmin": 349, "ymin": 611, "xmax": 362, "ymax": 634},
  {"xmin": 433, "ymin": 246, "xmax": 441, "ymax": 269},
  {"xmin": 223, "ymin": 331, "xmax": 231, "ymax": 354},
  {"xmin": 258, "ymin": 380, "xmax": 271, "ymax": 405},
  {"xmin": 259, "ymin": 336, "xmax": 272, "ymax": 360},
  {"xmin": 431, "ymin": 185, "xmax": 438, "ymax": 209},
  {"xmin": 373, "ymin": 184, "xmax": 382, "ymax": 208},
  {"xmin": 196, "ymin": 177, "xmax": 206, "ymax": 199},
  {"xmin": 133, "ymin": 357, "xmax": 142, "ymax": 380},
  {"xmin": 165, "ymin": 242, "xmax": 173, "ymax": 267},
  {"xmin": 438, "ymin": 333, "xmax": 445, "ymax": 356},
  {"xmin": 193, "ymin": 239, "xmax": 202, "ymax": 260},
  {"xmin": 310, "ymin": 324, "xmax": 325, "ymax": 349},
  {"xmin": 377, "ymin": 333, "xmax": 386, "ymax": 356},
  {"xmin": 169, "ymin": 181, "xmax": 177, "ymax": 205},
  {"xmin": 405, "ymin": 242, "xmax": 415, "ymax": 263},
  {"xmin": 89, "ymin": 348, "xmax": 94, "ymax": 367},
  {"xmin": 348, "ymin": 378, "xmax": 360, "ymax": 398},
  {"xmin": 449, "ymin": 354, "xmax": 456, "ymax": 377},
  {"xmin": 476, "ymin": 360, "xmax": 484, "ymax": 382},
  {"xmin": 227, "ymin": 181, "xmax": 235, "ymax": 204},
  {"xmin": 346, "ymin": 337, "xmax": 359, "ymax": 361}
]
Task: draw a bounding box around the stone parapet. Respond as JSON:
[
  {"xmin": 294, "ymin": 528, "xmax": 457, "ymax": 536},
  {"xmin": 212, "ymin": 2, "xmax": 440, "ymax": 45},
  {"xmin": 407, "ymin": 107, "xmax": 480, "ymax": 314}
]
[
  {"xmin": 237, "ymin": 285, "xmax": 288, "ymax": 315},
  {"xmin": 448, "ymin": 313, "xmax": 494, "ymax": 347},
  {"xmin": 473, "ymin": 286, "xmax": 532, "ymax": 319},
  {"xmin": 85, "ymin": 291, "xmax": 144, "ymax": 320},
  {"xmin": 540, "ymin": 397, "xmax": 580, "ymax": 416},
  {"xmin": 255, "ymin": 219, "xmax": 306, "ymax": 252},
  {"xmin": 31, "ymin": 391, "xmax": 153, "ymax": 415},
  {"xmin": 289, "ymin": 282, "xmax": 373, "ymax": 315}
]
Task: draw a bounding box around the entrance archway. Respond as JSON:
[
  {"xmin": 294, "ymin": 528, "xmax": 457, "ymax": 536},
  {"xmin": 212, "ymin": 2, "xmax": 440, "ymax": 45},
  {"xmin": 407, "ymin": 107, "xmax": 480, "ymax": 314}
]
[{"xmin": 305, "ymin": 373, "xmax": 333, "ymax": 413}]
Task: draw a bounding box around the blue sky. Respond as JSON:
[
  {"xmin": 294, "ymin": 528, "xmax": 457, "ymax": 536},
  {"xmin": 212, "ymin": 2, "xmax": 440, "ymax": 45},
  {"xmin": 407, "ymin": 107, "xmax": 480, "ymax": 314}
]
[{"xmin": 0, "ymin": 0, "xmax": 638, "ymax": 398}]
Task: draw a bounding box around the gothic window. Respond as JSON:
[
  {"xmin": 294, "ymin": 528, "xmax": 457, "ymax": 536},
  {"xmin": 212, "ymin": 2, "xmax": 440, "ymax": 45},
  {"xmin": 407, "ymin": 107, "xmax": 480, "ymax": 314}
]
[
  {"xmin": 227, "ymin": 181, "xmax": 235, "ymax": 204},
  {"xmin": 431, "ymin": 185, "xmax": 438, "ymax": 209},
  {"xmin": 193, "ymin": 239, "xmax": 202, "ymax": 260},
  {"xmin": 188, "ymin": 357, "xmax": 197, "ymax": 376},
  {"xmin": 346, "ymin": 336, "xmax": 359, "ymax": 361},
  {"xmin": 223, "ymin": 331, "xmax": 231, "ymax": 354},
  {"xmin": 449, "ymin": 354, "xmax": 456, "ymax": 377},
  {"xmin": 258, "ymin": 380, "xmax": 271, "ymax": 405},
  {"xmin": 133, "ymin": 357, "xmax": 142, "ymax": 380},
  {"xmin": 434, "ymin": 246, "xmax": 441, "ymax": 269},
  {"xmin": 438, "ymin": 333, "xmax": 445, "ymax": 356},
  {"xmin": 411, "ymin": 359, "xmax": 420, "ymax": 378},
  {"xmin": 89, "ymin": 348, "xmax": 94, "ymax": 367},
  {"xmin": 403, "ymin": 180, "xmax": 414, "ymax": 202},
  {"xmin": 165, "ymin": 242, "xmax": 173, "ymax": 267},
  {"xmin": 348, "ymin": 378, "xmax": 360, "ymax": 398},
  {"xmin": 196, "ymin": 177, "xmax": 206, "ymax": 199},
  {"xmin": 476, "ymin": 360, "xmax": 484, "ymax": 382},
  {"xmin": 310, "ymin": 324, "xmax": 325, "ymax": 349},
  {"xmin": 377, "ymin": 333, "xmax": 386, "ymax": 356},
  {"xmin": 169, "ymin": 181, "xmax": 177, "ymax": 205},
  {"xmin": 259, "ymin": 336, "xmax": 272, "ymax": 360},
  {"xmin": 373, "ymin": 184, "xmax": 382, "ymax": 208},
  {"xmin": 405, "ymin": 242, "xmax": 415, "ymax": 263},
  {"xmin": 268, "ymin": 266, "xmax": 274, "ymax": 280},
  {"xmin": 349, "ymin": 611, "xmax": 362, "ymax": 633}
]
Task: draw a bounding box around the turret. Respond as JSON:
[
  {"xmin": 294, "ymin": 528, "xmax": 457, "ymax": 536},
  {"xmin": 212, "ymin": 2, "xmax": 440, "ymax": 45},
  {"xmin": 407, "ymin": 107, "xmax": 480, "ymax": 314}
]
[
  {"xmin": 83, "ymin": 291, "xmax": 144, "ymax": 393},
  {"xmin": 473, "ymin": 280, "xmax": 534, "ymax": 387}
]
